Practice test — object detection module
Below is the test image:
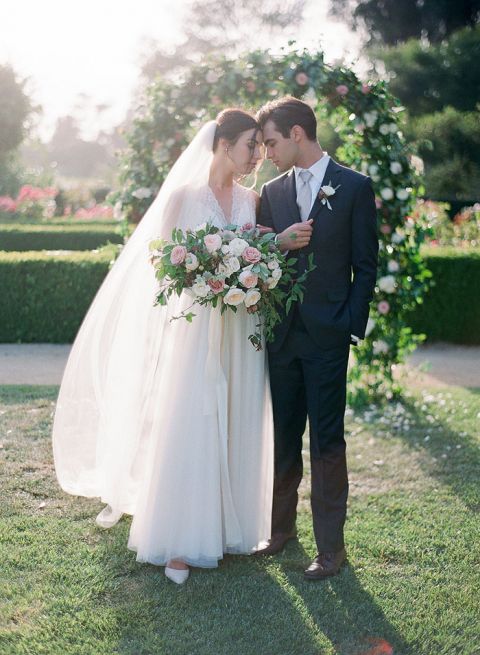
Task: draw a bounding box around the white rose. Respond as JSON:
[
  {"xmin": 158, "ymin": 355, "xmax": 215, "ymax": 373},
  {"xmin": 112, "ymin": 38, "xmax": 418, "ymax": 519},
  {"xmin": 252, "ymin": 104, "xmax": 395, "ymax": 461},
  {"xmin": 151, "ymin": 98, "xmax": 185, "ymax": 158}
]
[
  {"xmin": 113, "ymin": 201, "xmax": 123, "ymax": 221},
  {"xmin": 206, "ymin": 70, "xmax": 220, "ymax": 84},
  {"xmin": 229, "ymin": 237, "xmax": 250, "ymax": 256},
  {"xmin": 216, "ymin": 262, "xmax": 229, "ymax": 276},
  {"xmin": 185, "ymin": 253, "xmax": 199, "ymax": 271},
  {"xmin": 271, "ymin": 267, "xmax": 282, "ymax": 281},
  {"xmin": 390, "ymin": 162, "xmax": 402, "ymax": 174},
  {"xmin": 223, "ymin": 287, "xmax": 246, "ymax": 306},
  {"xmin": 392, "ymin": 230, "xmax": 405, "ymax": 244},
  {"xmin": 191, "ymin": 279, "xmax": 209, "ymax": 297},
  {"xmin": 221, "ymin": 244, "xmax": 231, "ymax": 255},
  {"xmin": 365, "ymin": 318, "xmax": 376, "ymax": 337},
  {"xmin": 396, "ymin": 188, "xmax": 409, "ymax": 201},
  {"xmin": 224, "ymin": 255, "xmax": 240, "ymax": 274},
  {"xmin": 363, "ymin": 111, "xmax": 378, "ymax": 127},
  {"xmin": 373, "ymin": 340, "xmax": 389, "ymax": 354},
  {"xmin": 378, "ymin": 275, "xmax": 396, "ymax": 294},
  {"xmin": 387, "ymin": 260, "xmax": 400, "ymax": 273},
  {"xmin": 380, "ymin": 188, "xmax": 394, "ymax": 201},
  {"xmin": 267, "ymin": 277, "xmax": 279, "ymax": 289},
  {"xmin": 389, "ymin": 123, "xmax": 397, "ymax": 133},
  {"xmin": 368, "ymin": 164, "xmax": 378, "ymax": 176},
  {"xmin": 244, "ymin": 288, "xmax": 261, "ymax": 307},
  {"xmin": 268, "ymin": 258, "xmax": 280, "ymax": 270},
  {"xmin": 321, "ymin": 184, "xmax": 335, "ymax": 196},
  {"xmin": 131, "ymin": 187, "xmax": 153, "ymax": 199},
  {"xmin": 379, "ymin": 123, "xmax": 391, "ymax": 135}
]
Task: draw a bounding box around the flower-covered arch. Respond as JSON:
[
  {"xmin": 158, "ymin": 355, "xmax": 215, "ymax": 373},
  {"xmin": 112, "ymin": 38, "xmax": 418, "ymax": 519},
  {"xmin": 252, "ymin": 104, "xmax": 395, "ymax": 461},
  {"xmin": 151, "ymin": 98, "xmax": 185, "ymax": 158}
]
[{"xmin": 114, "ymin": 46, "xmax": 432, "ymax": 403}]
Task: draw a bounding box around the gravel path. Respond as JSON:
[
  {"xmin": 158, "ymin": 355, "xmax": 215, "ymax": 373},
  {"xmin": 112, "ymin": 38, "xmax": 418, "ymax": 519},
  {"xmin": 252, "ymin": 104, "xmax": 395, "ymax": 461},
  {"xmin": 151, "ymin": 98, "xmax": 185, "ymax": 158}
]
[{"xmin": 0, "ymin": 342, "xmax": 479, "ymax": 388}]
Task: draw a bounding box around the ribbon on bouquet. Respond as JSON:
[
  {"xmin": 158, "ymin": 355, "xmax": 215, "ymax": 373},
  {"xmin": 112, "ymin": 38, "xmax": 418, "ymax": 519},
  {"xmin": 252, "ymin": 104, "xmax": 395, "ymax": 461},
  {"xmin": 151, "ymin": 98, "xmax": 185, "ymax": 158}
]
[{"xmin": 203, "ymin": 309, "xmax": 243, "ymax": 550}]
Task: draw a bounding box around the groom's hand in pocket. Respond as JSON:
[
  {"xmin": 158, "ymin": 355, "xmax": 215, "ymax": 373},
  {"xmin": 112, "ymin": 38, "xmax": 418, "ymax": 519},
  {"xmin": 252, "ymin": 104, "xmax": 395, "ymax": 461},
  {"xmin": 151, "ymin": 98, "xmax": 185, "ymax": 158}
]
[{"xmin": 277, "ymin": 219, "xmax": 313, "ymax": 252}]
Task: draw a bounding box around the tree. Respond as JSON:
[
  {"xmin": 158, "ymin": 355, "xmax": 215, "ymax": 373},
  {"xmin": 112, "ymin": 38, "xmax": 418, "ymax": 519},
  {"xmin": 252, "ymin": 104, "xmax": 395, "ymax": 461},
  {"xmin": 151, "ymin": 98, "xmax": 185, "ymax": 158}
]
[
  {"xmin": 0, "ymin": 65, "xmax": 35, "ymax": 195},
  {"xmin": 330, "ymin": 0, "xmax": 480, "ymax": 46},
  {"xmin": 141, "ymin": 0, "xmax": 306, "ymax": 80},
  {"xmin": 372, "ymin": 26, "xmax": 480, "ymax": 116},
  {"xmin": 409, "ymin": 107, "xmax": 480, "ymax": 200},
  {"xmin": 0, "ymin": 65, "xmax": 32, "ymax": 155},
  {"xmin": 370, "ymin": 27, "xmax": 480, "ymax": 200}
]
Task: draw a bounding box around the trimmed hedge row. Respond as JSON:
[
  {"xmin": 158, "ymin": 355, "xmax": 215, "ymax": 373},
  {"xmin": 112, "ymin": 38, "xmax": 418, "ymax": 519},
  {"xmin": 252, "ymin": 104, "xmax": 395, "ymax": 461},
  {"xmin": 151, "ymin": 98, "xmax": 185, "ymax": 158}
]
[
  {"xmin": 0, "ymin": 247, "xmax": 117, "ymax": 342},
  {"xmin": 0, "ymin": 223, "xmax": 123, "ymax": 251},
  {"xmin": 409, "ymin": 246, "xmax": 480, "ymax": 344},
  {"xmin": 1, "ymin": 246, "xmax": 479, "ymax": 344}
]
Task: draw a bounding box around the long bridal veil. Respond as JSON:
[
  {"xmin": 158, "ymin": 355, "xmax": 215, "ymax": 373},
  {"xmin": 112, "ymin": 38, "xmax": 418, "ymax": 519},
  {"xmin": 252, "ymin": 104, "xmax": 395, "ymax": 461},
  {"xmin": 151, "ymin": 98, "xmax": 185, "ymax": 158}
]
[{"xmin": 52, "ymin": 121, "xmax": 218, "ymax": 527}]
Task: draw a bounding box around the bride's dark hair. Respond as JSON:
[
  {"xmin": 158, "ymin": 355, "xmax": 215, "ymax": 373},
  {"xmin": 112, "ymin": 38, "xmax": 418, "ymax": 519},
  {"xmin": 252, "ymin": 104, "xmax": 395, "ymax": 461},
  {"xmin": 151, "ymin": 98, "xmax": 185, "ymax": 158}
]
[{"xmin": 213, "ymin": 108, "xmax": 259, "ymax": 152}]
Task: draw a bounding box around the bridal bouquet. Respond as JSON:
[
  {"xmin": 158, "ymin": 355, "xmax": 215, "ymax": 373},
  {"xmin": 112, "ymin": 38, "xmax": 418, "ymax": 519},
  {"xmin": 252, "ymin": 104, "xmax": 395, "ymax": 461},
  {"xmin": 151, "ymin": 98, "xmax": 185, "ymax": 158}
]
[{"xmin": 149, "ymin": 222, "xmax": 314, "ymax": 349}]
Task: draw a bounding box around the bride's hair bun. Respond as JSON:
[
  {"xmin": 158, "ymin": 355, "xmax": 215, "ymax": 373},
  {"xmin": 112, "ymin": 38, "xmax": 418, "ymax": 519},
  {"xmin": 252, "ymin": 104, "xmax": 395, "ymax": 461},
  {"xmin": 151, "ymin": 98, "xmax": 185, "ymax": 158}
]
[{"xmin": 213, "ymin": 108, "xmax": 259, "ymax": 151}]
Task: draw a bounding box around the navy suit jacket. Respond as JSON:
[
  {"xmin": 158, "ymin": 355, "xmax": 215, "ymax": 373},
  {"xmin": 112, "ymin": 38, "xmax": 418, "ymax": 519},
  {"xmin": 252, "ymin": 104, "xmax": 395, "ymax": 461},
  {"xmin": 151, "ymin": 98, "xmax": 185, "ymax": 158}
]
[{"xmin": 259, "ymin": 158, "xmax": 379, "ymax": 352}]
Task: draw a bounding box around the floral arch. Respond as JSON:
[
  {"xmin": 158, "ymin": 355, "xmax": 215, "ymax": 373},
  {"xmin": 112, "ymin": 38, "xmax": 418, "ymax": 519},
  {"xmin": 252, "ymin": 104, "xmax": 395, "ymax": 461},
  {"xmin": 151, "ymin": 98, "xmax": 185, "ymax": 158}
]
[{"xmin": 115, "ymin": 46, "xmax": 431, "ymax": 403}]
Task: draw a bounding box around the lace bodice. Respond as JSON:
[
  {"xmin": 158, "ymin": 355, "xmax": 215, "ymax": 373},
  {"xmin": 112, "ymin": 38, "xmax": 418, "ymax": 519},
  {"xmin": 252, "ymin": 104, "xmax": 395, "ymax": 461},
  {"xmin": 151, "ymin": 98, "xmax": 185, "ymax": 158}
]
[{"xmin": 198, "ymin": 182, "xmax": 257, "ymax": 228}]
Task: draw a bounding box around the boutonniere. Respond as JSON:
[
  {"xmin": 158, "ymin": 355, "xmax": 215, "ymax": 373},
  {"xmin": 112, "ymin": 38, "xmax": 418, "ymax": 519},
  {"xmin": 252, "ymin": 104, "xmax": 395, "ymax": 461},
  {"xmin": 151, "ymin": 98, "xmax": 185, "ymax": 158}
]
[{"xmin": 318, "ymin": 181, "xmax": 341, "ymax": 210}]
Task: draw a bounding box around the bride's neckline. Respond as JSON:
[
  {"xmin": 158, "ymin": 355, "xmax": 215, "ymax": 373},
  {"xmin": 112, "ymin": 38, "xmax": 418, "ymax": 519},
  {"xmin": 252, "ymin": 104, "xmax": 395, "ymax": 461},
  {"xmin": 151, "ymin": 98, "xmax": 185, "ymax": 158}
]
[{"xmin": 207, "ymin": 181, "xmax": 240, "ymax": 223}]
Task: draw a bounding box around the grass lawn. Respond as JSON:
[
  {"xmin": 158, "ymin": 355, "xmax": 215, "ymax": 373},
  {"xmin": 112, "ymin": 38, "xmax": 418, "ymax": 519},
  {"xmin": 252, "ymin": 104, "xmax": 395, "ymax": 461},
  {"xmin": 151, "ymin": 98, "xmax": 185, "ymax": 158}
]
[{"xmin": 0, "ymin": 384, "xmax": 479, "ymax": 655}]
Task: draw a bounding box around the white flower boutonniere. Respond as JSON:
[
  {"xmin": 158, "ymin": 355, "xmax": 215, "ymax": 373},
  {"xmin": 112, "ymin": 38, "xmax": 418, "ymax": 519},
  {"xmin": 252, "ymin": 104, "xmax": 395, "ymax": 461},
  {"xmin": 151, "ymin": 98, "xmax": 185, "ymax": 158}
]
[{"xmin": 318, "ymin": 181, "xmax": 341, "ymax": 210}]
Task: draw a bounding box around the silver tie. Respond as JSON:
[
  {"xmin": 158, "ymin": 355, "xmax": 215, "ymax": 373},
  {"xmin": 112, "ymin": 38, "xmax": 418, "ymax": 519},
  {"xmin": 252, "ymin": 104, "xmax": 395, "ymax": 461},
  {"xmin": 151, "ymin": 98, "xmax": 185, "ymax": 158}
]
[{"xmin": 296, "ymin": 169, "xmax": 313, "ymax": 221}]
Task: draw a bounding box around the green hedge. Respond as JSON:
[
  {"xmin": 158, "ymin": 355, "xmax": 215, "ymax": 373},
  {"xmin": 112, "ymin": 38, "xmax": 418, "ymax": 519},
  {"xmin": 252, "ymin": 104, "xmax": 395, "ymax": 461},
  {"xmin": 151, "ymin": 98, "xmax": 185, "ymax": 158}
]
[
  {"xmin": 408, "ymin": 246, "xmax": 480, "ymax": 344},
  {"xmin": 0, "ymin": 247, "xmax": 117, "ymax": 342},
  {"xmin": 0, "ymin": 223, "xmax": 123, "ymax": 251},
  {"xmin": 1, "ymin": 246, "xmax": 479, "ymax": 344}
]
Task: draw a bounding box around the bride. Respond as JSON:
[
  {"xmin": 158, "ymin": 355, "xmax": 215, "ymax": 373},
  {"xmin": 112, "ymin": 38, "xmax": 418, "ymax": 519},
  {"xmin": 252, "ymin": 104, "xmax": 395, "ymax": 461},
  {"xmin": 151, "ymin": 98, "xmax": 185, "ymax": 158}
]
[{"xmin": 52, "ymin": 109, "xmax": 274, "ymax": 584}]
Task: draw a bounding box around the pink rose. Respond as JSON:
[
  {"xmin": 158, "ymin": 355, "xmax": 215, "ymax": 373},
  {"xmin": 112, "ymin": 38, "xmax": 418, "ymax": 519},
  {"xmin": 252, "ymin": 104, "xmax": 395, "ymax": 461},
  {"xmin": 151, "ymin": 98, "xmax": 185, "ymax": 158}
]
[
  {"xmin": 380, "ymin": 224, "xmax": 392, "ymax": 235},
  {"xmin": 246, "ymin": 81, "xmax": 256, "ymax": 93},
  {"xmin": 295, "ymin": 72, "xmax": 309, "ymax": 86},
  {"xmin": 378, "ymin": 300, "xmax": 390, "ymax": 315},
  {"xmin": 241, "ymin": 222, "xmax": 254, "ymax": 231},
  {"xmin": 336, "ymin": 84, "xmax": 349, "ymax": 96},
  {"xmin": 242, "ymin": 246, "xmax": 261, "ymax": 264},
  {"xmin": 375, "ymin": 198, "xmax": 383, "ymax": 209},
  {"xmin": 208, "ymin": 278, "xmax": 225, "ymax": 294},
  {"xmin": 361, "ymin": 84, "xmax": 371, "ymax": 94},
  {"xmin": 170, "ymin": 245, "xmax": 187, "ymax": 265},
  {"xmin": 238, "ymin": 270, "xmax": 258, "ymax": 288},
  {"xmin": 211, "ymin": 95, "xmax": 222, "ymax": 106},
  {"xmin": 204, "ymin": 233, "xmax": 222, "ymax": 253}
]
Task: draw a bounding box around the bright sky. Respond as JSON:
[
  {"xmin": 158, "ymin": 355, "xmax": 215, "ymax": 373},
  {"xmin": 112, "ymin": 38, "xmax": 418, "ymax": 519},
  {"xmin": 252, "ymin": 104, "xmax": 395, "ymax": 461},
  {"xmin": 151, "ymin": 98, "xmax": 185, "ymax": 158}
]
[{"xmin": 0, "ymin": 0, "xmax": 361, "ymax": 141}]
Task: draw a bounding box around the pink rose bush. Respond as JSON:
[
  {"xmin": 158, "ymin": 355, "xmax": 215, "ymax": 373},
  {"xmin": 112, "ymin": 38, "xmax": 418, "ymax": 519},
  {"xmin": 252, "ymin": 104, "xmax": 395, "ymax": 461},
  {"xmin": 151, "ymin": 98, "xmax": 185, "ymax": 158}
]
[
  {"xmin": 149, "ymin": 222, "xmax": 315, "ymax": 349},
  {"xmin": 0, "ymin": 185, "xmax": 57, "ymax": 220}
]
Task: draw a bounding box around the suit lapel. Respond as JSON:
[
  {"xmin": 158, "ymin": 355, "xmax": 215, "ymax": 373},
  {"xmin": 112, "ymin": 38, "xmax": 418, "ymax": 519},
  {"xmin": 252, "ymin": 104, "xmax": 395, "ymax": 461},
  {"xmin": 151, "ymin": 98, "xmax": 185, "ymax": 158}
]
[{"xmin": 308, "ymin": 158, "xmax": 342, "ymax": 222}]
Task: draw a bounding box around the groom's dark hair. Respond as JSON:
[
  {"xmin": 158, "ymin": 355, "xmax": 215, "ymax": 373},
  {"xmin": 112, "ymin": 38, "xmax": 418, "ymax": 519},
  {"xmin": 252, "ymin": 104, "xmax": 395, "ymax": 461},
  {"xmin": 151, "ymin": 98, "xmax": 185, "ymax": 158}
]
[{"xmin": 256, "ymin": 96, "xmax": 317, "ymax": 141}]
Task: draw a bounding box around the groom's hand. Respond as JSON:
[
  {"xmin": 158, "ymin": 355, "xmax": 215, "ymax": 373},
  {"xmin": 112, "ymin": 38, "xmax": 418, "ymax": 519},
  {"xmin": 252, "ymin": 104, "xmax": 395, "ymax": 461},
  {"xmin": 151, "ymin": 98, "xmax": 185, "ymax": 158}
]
[{"xmin": 277, "ymin": 219, "xmax": 313, "ymax": 252}]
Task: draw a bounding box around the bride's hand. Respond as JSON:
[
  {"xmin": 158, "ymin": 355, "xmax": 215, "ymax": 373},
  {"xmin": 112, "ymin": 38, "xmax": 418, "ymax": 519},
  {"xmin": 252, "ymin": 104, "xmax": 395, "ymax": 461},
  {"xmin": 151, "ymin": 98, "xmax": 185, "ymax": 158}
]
[{"xmin": 256, "ymin": 224, "xmax": 274, "ymax": 235}]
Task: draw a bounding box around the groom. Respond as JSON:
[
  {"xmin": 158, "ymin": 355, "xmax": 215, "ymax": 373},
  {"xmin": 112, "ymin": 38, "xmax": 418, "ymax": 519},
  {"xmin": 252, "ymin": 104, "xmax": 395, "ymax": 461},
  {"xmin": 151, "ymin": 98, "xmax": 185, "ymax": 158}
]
[{"xmin": 255, "ymin": 97, "xmax": 378, "ymax": 579}]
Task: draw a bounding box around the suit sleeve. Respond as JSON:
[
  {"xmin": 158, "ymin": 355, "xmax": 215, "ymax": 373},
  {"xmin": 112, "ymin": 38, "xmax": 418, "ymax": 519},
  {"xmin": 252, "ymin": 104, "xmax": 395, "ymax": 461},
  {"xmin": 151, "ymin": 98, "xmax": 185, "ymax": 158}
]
[
  {"xmin": 348, "ymin": 176, "xmax": 379, "ymax": 339},
  {"xmin": 258, "ymin": 184, "xmax": 275, "ymax": 231}
]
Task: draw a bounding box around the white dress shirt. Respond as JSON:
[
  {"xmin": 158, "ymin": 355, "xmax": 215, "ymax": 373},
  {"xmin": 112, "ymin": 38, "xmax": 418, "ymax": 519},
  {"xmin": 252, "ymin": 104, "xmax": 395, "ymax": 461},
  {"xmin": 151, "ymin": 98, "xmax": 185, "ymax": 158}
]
[{"xmin": 294, "ymin": 152, "xmax": 331, "ymax": 215}]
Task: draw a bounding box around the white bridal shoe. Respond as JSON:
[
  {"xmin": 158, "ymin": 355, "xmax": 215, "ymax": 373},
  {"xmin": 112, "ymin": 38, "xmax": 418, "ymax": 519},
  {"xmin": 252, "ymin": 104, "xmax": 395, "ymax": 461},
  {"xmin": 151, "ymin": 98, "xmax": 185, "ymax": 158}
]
[{"xmin": 165, "ymin": 565, "xmax": 190, "ymax": 584}]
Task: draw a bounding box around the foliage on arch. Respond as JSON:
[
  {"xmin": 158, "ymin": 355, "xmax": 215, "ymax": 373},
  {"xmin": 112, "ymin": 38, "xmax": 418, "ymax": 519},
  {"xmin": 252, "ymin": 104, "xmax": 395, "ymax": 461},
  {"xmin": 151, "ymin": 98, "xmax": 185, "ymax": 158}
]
[{"xmin": 113, "ymin": 46, "xmax": 432, "ymax": 403}]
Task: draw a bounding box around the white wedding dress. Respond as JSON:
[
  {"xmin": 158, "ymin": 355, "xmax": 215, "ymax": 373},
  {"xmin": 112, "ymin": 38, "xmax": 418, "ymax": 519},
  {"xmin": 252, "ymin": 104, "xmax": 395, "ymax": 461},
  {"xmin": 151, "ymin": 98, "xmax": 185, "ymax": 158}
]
[
  {"xmin": 127, "ymin": 182, "xmax": 274, "ymax": 567},
  {"xmin": 52, "ymin": 121, "xmax": 273, "ymax": 568}
]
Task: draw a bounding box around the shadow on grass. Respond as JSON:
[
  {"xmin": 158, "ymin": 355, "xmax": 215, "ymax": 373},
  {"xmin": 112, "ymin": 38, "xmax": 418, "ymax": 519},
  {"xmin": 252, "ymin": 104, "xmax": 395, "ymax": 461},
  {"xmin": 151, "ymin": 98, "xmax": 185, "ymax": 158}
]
[
  {"xmin": 398, "ymin": 389, "xmax": 480, "ymax": 511},
  {"xmin": 96, "ymin": 527, "xmax": 408, "ymax": 655}
]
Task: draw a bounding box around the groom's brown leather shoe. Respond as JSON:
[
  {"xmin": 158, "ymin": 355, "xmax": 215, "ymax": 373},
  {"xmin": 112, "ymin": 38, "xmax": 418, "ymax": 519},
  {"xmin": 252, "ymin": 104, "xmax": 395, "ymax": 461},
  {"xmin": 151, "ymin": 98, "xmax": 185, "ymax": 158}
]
[
  {"xmin": 304, "ymin": 547, "xmax": 347, "ymax": 580},
  {"xmin": 254, "ymin": 530, "xmax": 297, "ymax": 556}
]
